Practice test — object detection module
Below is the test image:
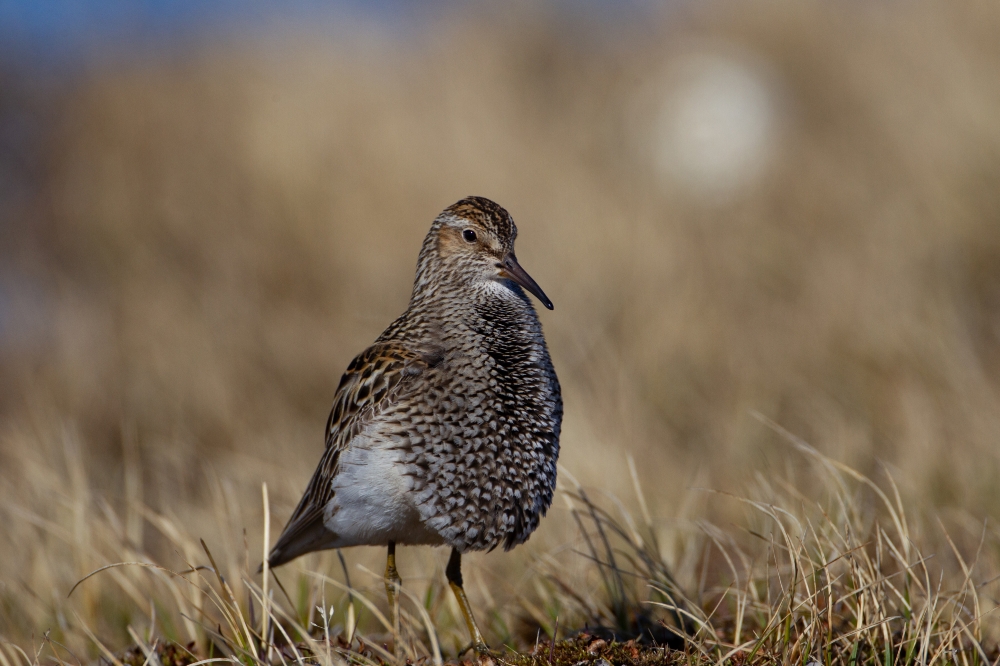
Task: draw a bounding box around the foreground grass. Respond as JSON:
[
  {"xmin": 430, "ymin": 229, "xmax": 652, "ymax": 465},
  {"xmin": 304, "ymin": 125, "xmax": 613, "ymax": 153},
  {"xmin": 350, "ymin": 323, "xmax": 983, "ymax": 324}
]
[
  {"xmin": 3, "ymin": 418, "xmax": 996, "ymax": 666},
  {"xmin": 116, "ymin": 634, "xmax": 692, "ymax": 666}
]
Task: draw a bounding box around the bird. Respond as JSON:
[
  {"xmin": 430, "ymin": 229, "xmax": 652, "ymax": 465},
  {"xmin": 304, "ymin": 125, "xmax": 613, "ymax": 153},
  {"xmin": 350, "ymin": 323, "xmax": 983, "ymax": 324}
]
[{"xmin": 266, "ymin": 196, "xmax": 563, "ymax": 654}]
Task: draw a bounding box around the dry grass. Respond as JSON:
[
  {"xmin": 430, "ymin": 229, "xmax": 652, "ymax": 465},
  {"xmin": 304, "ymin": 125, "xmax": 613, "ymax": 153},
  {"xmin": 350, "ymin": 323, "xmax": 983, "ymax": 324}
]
[
  {"xmin": 2, "ymin": 418, "xmax": 996, "ymax": 665},
  {"xmin": 2, "ymin": 1, "xmax": 1000, "ymax": 664}
]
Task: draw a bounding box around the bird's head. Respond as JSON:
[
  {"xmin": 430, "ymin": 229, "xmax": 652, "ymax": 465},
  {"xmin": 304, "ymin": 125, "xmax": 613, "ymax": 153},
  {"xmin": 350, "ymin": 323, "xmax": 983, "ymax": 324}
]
[{"xmin": 422, "ymin": 196, "xmax": 553, "ymax": 310}]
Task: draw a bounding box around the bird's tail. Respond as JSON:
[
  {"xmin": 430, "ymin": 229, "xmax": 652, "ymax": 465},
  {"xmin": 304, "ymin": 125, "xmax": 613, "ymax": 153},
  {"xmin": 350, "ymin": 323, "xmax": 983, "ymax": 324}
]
[{"xmin": 260, "ymin": 509, "xmax": 334, "ymax": 572}]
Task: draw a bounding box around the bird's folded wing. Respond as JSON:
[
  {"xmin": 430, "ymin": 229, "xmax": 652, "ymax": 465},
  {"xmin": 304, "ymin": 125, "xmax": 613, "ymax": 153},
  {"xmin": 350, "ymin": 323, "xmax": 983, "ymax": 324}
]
[{"xmin": 267, "ymin": 341, "xmax": 442, "ymax": 565}]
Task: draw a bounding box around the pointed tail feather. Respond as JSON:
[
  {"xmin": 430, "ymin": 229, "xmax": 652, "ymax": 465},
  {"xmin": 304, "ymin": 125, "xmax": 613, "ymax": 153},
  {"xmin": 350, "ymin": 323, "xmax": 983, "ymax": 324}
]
[{"xmin": 266, "ymin": 508, "xmax": 335, "ymax": 569}]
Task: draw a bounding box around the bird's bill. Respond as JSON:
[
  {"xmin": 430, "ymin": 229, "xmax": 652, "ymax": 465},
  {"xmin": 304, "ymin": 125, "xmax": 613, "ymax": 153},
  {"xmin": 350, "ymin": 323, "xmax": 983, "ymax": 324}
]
[{"xmin": 499, "ymin": 253, "xmax": 554, "ymax": 310}]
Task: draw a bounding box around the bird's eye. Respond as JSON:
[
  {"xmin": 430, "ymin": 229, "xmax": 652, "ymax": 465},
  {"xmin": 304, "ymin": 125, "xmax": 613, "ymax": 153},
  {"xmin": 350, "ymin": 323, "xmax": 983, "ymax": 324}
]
[{"xmin": 462, "ymin": 229, "xmax": 478, "ymax": 243}]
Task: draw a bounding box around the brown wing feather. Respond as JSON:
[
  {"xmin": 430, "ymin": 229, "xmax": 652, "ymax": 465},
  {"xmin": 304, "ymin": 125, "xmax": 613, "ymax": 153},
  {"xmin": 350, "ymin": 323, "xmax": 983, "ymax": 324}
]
[{"xmin": 267, "ymin": 341, "xmax": 441, "ymax": 567}]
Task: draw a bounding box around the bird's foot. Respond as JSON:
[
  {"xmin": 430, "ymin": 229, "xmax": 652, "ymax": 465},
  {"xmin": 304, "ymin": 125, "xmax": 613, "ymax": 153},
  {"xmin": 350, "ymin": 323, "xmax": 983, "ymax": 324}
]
[{"xmin": 459, "ymin": 641, "xmax": 496, "ymax": 658}]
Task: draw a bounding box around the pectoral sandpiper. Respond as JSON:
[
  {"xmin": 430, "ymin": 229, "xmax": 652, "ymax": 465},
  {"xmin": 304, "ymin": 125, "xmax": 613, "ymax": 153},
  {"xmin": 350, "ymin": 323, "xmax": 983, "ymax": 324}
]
[{"xmin": 267, "ymin": 196, "xmax": 563, "ymax": 654}]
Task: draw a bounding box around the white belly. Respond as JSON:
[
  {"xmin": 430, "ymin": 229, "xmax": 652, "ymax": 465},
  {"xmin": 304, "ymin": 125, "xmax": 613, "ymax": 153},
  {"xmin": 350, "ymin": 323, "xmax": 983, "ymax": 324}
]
[{"xmin": 323, "ymin": 435, "xmax": 444, "ymax": 548}]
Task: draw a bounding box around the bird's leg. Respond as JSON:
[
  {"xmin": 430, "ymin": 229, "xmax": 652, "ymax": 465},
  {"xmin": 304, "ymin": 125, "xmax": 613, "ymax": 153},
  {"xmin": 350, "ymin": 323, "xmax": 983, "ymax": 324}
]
[
  {"xmin": 446, "ymin": 548, "xmax": 490, "ymax": 654},
  {"xmin": 384, "ymin": 541, "xmax": 402, "ymax": 637}
]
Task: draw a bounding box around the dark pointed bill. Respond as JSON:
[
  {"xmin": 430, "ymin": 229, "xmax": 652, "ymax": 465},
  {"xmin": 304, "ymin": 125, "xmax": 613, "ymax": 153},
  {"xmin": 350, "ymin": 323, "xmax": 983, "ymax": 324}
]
[{"xmin": 500, "ymin": 253, "xmax": 554, "ymax": 310}]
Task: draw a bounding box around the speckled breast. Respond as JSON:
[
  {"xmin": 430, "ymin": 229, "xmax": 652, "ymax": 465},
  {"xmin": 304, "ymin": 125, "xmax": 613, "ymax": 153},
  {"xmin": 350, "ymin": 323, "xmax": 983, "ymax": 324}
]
[{"xmin": 390, "ymin": 297, "xmax": 562, "ymax": 552}]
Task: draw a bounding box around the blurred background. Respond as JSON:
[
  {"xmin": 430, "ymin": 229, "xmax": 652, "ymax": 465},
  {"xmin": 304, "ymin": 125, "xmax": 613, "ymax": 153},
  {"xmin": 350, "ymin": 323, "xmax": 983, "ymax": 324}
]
[{"xmin": 2, "ymin": 0, "xmax": 1000, "ymax": 652}]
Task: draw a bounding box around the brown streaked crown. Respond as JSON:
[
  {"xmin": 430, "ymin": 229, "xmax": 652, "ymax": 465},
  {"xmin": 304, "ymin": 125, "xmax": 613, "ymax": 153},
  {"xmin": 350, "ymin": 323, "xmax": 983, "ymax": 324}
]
[{"xmin": 441, "ymin": 196, "xmax": 517, "ymax": 249}]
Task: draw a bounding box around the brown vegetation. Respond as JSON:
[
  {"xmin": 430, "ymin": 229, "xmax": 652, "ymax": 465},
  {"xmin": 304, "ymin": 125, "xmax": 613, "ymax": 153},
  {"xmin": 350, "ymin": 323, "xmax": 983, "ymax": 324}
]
[{"xmin": 2, "ymin": 2, "xmax": 1000, "ymax": 663}]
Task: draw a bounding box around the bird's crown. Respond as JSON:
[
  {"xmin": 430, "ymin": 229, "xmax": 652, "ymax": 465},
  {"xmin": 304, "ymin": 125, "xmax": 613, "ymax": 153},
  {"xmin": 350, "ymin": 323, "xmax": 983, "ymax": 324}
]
[{"xmin": 438, "ymin": 196, "xmax": 517, "ymax": 248}]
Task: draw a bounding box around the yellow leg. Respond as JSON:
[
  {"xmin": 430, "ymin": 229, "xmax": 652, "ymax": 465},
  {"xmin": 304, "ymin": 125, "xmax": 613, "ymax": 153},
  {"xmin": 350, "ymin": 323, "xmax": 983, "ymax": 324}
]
[
  {"xmin": 446, "ymin": 548, "xmax": 490, "ymax": 654},
  {"xmin": 384, "ymin": 542, "xmax": 402, "ymax": 635}
]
